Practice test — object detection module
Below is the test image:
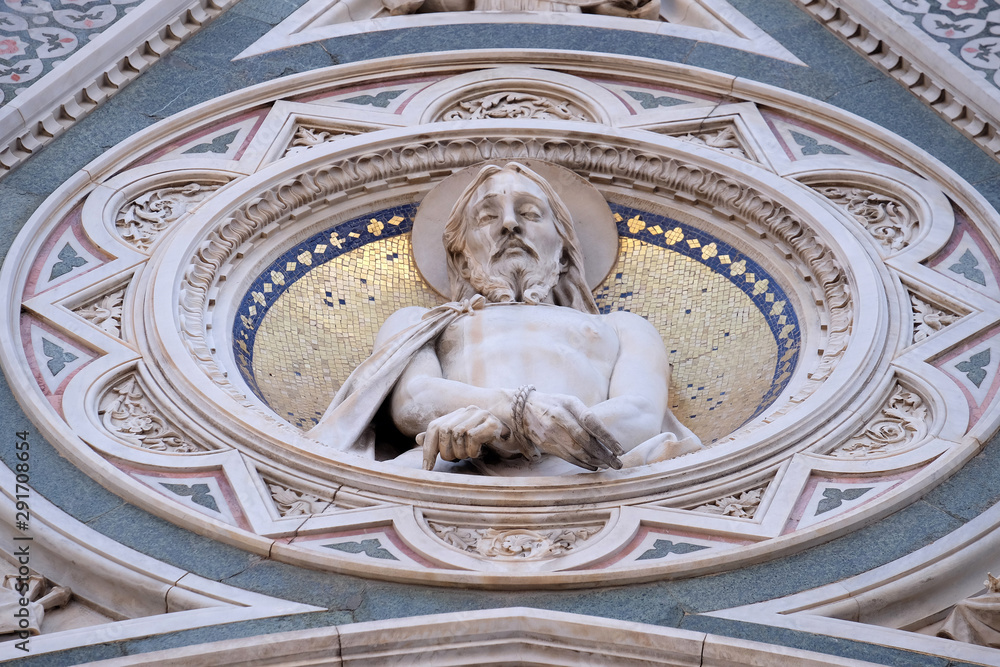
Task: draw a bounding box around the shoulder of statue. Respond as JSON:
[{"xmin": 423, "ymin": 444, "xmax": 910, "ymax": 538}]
[
  {"xmin": 385, "ymin": 305, "xmax": 432, "ymax": 323},
  {"xmin": 375, "ymin": 306, "xmax": 432, "ymax": 346},
  {"xmin": 601, "ymin": 309, "xmax": 659, "ymax": 335}
]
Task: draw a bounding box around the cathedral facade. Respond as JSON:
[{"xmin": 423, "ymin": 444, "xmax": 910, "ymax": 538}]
[{"xmin": 2, "ymin": 0, "xmax": 1000, "ymax": 664}]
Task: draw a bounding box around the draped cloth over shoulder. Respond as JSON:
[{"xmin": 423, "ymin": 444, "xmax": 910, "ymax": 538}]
[{"xmin": 307, "ymin": 296, "xmax": 486, "ymax": 456}]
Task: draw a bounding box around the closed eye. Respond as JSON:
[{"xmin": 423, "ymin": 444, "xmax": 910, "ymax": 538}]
[
  {"xmin": 476, "ymin": 210, "xmax": 499, "ymax": 226},
  {"xmin": 519, "ymin": 206, "xmax": 542, "ymax": 221}
]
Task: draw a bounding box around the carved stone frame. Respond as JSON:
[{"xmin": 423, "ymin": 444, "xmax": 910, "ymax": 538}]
[{"xmin": 3, "ymin": 51, "xmax": 998, "ymax": 589}]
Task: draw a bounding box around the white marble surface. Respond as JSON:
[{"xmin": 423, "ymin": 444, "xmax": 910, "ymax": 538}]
[
  {"xmin": 1, "ymin": 52, "xmax": 998, "ymax": 594},
  {"xmin": 85, "ymin": 607, "xmax": 882, "ymax": 666}
]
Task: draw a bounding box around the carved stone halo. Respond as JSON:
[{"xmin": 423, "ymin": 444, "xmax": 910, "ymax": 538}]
[{"xmin": 411, "ymin": 159, "xmax": 620, "ymax": 296}]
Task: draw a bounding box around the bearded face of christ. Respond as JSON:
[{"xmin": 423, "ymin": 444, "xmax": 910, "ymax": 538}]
[{"xmin": 456, "ymin": 169, "xmax": 567, "ymax": 304}]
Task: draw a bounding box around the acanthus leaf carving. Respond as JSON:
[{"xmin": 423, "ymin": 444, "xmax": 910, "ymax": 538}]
[
  {"xmin": 429, "ymin": 522, "xmax": 601, "ymax": 559},
  {"xmin": 283, "ymin": 126, "xmax": 359, "ymax": 158},
  {"xmin": 74, "ymin": 286, "xmax": 126, "ymax": 338},
  {"xmin": 674, "ymin": 125, "xmax": 748, "ymax": 159},
  {"xmin": 911, "ymin": 292, "xmax": 961, "ymax": 343},
  {"xmin": 266, "ymin": 481, "xmax": 334, "ymax": 517},
  {"xmin": 116, "ymin": 183, "xmax": 223, "ymax": 253},
  {"xmin": 830, "ymin": 383, "xmax": 929, "ymax": 458},
  {"xmin": 99, "ymin": 374, "xmax": 209, "ymax": 453},
  {"xmin": 693, "ymin": 486, "xmax": 765, "ymax": 519},
  {"xmin": 815, "ymin": 186, "xmax": 917, "ymax": 253},
  {"xmin": 442, "ymin": 92, "xmax": 591, "ymax": 122}
]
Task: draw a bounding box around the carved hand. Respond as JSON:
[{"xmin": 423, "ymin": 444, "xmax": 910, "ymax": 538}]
[
  {"xmin": 416, "ymin": 406, "xmax": 510, "ymax": 470},
  {"xmin": 520, "ymin": 393, "xmax": 624, "ymax": 471}
]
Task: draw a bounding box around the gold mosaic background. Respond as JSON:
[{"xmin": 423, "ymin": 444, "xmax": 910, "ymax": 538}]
[
  {"xmin": 250, "ymin": 235, "xmax": 444, "ymax": 427},
  {"xmin": 251, "ymin": 233, "xmax": 777, "ymax": 443}
]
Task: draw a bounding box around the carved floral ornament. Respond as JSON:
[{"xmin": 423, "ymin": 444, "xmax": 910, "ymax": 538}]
[
  {"xmin": 829, "ymin": 383, "xmax": 930, "ymax": 458},
  {"xmin": 441, "ymin": 92, "xmax": 592, "ymax": 122},
  {"xmin": 74, "ymin": 286, "xmax": 126, "ymax": 339},
  {"xmin": 98, "ymin": 374, "xmax": 209, "ymax": 453},
  {"xmin": 812, "ymin": 184, "xmax": 920, "ymax": 253},
  {"xmin": 2, "ymin": 55, "xmax": 997, "ymax": 586},
  {"xmin": 430, "ymin": 523, "xmax": 602, "ymax": 560},
  {"xmin": 115, "ymin": 183, "xmax": 224, "ymax": 253}
]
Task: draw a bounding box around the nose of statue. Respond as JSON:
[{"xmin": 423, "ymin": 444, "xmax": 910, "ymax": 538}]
[{"xmin": 501, "ymin": 214, "xmax": 521, "ymax": 235}]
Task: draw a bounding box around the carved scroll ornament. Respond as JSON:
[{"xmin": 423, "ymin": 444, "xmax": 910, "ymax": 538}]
[
  {"xmin": 430, "ymin": 522, "xmax": 601, "ymax": 559},
  {"xmin": 267, "ymin": 482, "xmax": 331, "ymax": 516},
  {"xmin": 911, "ymin": 292, "xmax": 960, "ymax": 343},
  {"xmin": 116, "ymin": 183, "xmax": 222, "ymax": 253},
  {"xmin": 693, "ymin": 486, "xmax": 765, "ymax": 519},
  {"xmin": 284, "ymin": 126, "xmax": 357, "ymax": 158},
  {"xmin": 815, "ymin": 186, "xmax": 917, "ymax": 253},
  {"xmin": 830, "ymin": 384, "xmax": 928, "ymax": 458},
  {"xmin": 442, "ymin": 93, "xmax": 591, "ymax": 122},
  {"xmin": 676, "ymin": 126, "xmax": 748, "ymax": 159},
  {"xmin": 75, "ymin": 286, "xmax": 125, "ymax": 338},
  {"xmin": 99, "ymin": 375, "xmax": 206, "ymax": 453}
]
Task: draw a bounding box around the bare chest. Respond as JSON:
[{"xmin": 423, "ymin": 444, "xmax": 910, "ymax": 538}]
[{"xmin": 435, "ymin": 305, "xmax": 619, "ymax": 397}]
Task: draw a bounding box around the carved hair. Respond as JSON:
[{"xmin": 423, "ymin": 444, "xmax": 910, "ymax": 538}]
[{"xmin": 442, "ymin": 162, "xmax": 598, "ymax": 313}]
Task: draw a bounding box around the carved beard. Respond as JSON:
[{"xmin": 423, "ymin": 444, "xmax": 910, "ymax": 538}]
[{"xmin": 466, "ymin": 247, "xmax": 562, "ymax": 305}]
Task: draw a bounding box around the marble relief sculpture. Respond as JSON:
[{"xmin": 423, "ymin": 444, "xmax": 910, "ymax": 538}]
[
  {"xmin": 309, "ymin": 162, "xmax": 700, "ymax": 474},
  {"xmin": 0, "ymin": 576, "xmax": 70, "ymax": 637},
  {"xmin": 938, "ymin": 573, "xmax": 1000, "ymax": 648}
]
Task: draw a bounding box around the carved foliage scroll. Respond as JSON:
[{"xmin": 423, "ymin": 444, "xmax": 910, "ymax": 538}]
[
  {"xmin": 442, "ymin": 93, "xmax": 591, "ymax": 122},
  {"xmin": 675, "ymin": 125, "xmax": 749, "ymax": 159},
  {"xmin": 74, "ymin": 286, "xmax": 126, "ymax": 338},
  {"xmin": 283, "ymin": 126, "xmax": 359, "ymax": 158},
  {"xmin": 116, "ymin": 183, "xmax": 223, "ymax": 253},
  {"xmin": 815, "ymin": 186, "xmax": 918, "ymax": 253},
  {"xmin": 99, "ymin": 374, "xmax": 208, "ymax": 453},
  {"xmin": 693, "ymin": 486, "xmax": 765, "ymax": 519},
  {"xmin": 266, "ymin": 480, "xmax": 333, "ymax": 517},
  {"xmin": 429, "ymin": 522, "xmax": 600, "ymax": 559},
  {"xmin": 911, "ymin": 292, "xmax": 961, "ymax": 343},
  {"xmin": 830, "ymin": 383, "xmax": 929, "ymax": 458}
]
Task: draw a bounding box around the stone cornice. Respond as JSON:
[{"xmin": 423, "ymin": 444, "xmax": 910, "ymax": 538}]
[
  {"xmin": 792, "ymin": 0, "xmax": 1000, "ymax": 161},
  {"xmin": 0, "ymin": 0, "xmax": 238, "ymax": 176}
]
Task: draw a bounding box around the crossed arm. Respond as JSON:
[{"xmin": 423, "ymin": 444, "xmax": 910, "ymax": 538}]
[{"xmin": 381, "ymin": 307, "xmax": 672, "ymax": 471}]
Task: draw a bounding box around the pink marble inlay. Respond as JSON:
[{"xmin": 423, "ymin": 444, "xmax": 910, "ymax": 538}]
[
  {"xmin": 588, "ymin": 525, "xmax": 747, "ymax": 570},
  {"xmin": 761, "ymin": 111, "xmax": 898, "ymax": 166},
  {"xmin": 290, "ymin": 76, "xmax": 443, "ymax": 114},
  {"xmin": 934, "ymin": 322, "xmax": 1000, "ymax": 428},
  {"xmin": 587, "ymin": 77, "xmax": 723, "ymax": 115},
  {"xmin": 781, "ymin": 468, "xmax": 921, "ymax": 535},
  {"xmin": 23, "ymin": 205, "xmax": 106, "ymax": 299},
  {"xmin": 292, "ymin": 526, "xmax": 435, "ymax": 567},
  {"xmin": 927, "ymin": 204, "xmax": 1000, "ymax": 278},
  {"xmin": 128, "ymin": 106, "xmax": 271, "ymax": 169},
  {"xmin": 18, "ymin": 314, "xmax": 95, "ymax": 417},
  {"xmin": 113, "ymin": 462, "xmax": 254, "ymax": 532}
]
